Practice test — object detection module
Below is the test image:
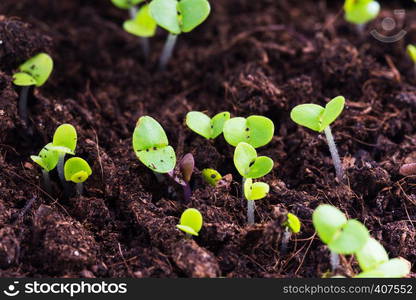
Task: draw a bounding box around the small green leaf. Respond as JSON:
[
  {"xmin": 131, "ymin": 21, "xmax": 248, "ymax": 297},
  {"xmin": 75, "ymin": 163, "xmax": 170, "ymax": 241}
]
[
  {"xmin": 344, "ymin": 0, "xmax": 380, "ymax": 25},
  {"xmin": 64, "ymin": 157, "xmax": 92, "ymax": 183},
  {"xmin": 176, "ymin": 208, "xmax": 203, "ymax": 236},
  {"xmin": 202, "ymin": 168, "xmax": 222, "ymax": 186},
  {"xmin": 284, "ymin": 213, "xmax": 301, "ymax": 234},
  {"xmin": 16, "ymin": 53, "xmax": 53, "ymax": 87},
  {"xmin": 407, "ymin": 44, "xmax": 416, "ymax": 63},
  {"xmin": 30, "ymin": 143, "xmax": 60, "ymax": 172},
  {"xmin": 223, "ymin": 116, "xmax": 274, "ymax": 148},
  {"xmin": 327, "ymin": 219, "xmax": 369, "ymax": 254},
  {"xmin": 356, "ymin": 238, "xmax": 389, "ymax": 272},
  {"xmin": 244, "ymin": 178, "xmax": 269, "ymax": 201},
  {"xmin": 320, "ymin": 96, "xmax": 345, "ymax": 131},
  {"xmin": 111, "ymin": 0, "xmax": 144, "ymax": 9},
  {"xmin": 186, "ymin": 111, "xmax": 230, "ymax": 139},
  {"xmin": 52, "ymin": 124, "xmax": 77, "ymax": 154},
  {"xmin": 132, "ymin": 116, "xmax": 176, "ymax": 173},
  {"xmin": 123, "ymin": 4, "xmax": 157, "ymax": 37},
  {"xmin": 233, "ymin": 142, "xmax": 273, "ymax": 179},
  {"xmin": 12, "ymin": 72, "xmax": 37, "ymax": 86},
  {"xmin": 312, "ymin": 204, "xmax": 347, "ymax": 244},
  {"xmin": 356, "ymin": 258, "xmax": 411, "ymax": 278},
  {"xmin": 177, "ymin": 0, "xmax": 211, "ymax": 33},
  {"xmin": 149, "ymin": 0, "xmax": 181, "ymax": 34}
]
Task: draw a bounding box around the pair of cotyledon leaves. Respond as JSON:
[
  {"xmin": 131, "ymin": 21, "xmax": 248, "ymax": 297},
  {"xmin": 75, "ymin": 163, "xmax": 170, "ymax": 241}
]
[
  {"xmin": 343, "ymin": 0, "xmax": 380, "ymax": 25},
  {"xmin": 186, "ymin": 111, "xmax": 275, "ymax": 148},
  {"xmin": 313, "ymin": 205, "xmax": 410, "ymax": 278},
  {"xmin": 31, "ymin": 124, "xmax": 92, "ymax": 183},
  {"xmin": 176, "ymin": 208, "xmax": 203, "ymax": 236},
  {"xmin": 290, "ymin": 96, "xmax": 345, "ymax": 133},
  {"xmin": 121, "ymin": 0, "xmax": 210, "ymax": 37},
  {"xmin": 13, "ymin": 53, "xmax": 53, "ymax": 87}
]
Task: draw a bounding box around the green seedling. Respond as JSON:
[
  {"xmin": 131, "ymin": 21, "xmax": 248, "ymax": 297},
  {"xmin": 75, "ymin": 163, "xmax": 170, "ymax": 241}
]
[
  {"xmin": 355, "ymin": 238, "xmax": 411, "ymax": 278},
  {"xmin": 344, "ymin": 0, "xmax": 380, "ymax": 33},
  {"xmin": 186, "ymin": 111, "xmax": 230, "ymax": 139},
  {"xmin": 132, "ymin": 116, "xmax": 177, "ymax": 174},
  {"xmin": 234, "ymin": 142, "xmax": 273, "ymax": 225},
  {"xmin": 30, "ymin": 143, "xmax": 60, "ymax": 193},
  {"xmin": 202, "ymin": 168, "xmax": 222, "ymax": 186},
  {"xmin": 223, "ymin": 115, "xmax": 274, "ymax": 148},
  {"xmin": 111, "ymin": 0, "xmax": 152, "ymax": 57},
  {"xmin": 281, "ymin": 213, "xmax": 301, "ymax": 255},
  {"xmin": 313, "ymin": 204, "xmax": 369, "ymax": 272},
  {"xmin": 290, "ymin": 96, "xmax": 345, "ymax": 182},
  {"xmin": 12, "ymin": 53, "xmax": 53, "ymax": 127},
  {"xmin": 52, "ymin": 124, "xmax": 77, "ymax": 185},
  {"xmin": 64, "ymin": 157, "xmax": 92, "ymax": 196},
  {"xmin": 407, "ymin": 44, "xmax": 416, "ymax": 77},
  {"xmin": 176, "ymin": 208, "xmax": 203, "ymax": 237},
  {"xmin": 149, "ymin": 0, "xmax": 211, "ymax": 70}
]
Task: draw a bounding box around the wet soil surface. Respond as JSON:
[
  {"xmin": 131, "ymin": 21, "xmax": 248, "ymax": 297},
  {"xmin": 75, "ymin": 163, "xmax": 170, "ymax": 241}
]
[{"xmin": 0, "ymin": 0, "xmax": 416, "ymax": 277}]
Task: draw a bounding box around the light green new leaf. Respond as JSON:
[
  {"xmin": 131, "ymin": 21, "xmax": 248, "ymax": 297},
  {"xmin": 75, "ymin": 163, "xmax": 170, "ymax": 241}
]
[
  {"xmin": 223, "ymin": 116, "xmax": 274, "ymax": 148},
  {"xmin": 211, "ymin": 112, "xmax": 230, "ymax": 138},
  {"xmin": 320, "ymin": 96, "xmax": 345, "ymax": 131},
  {"xmin": 327, "ymin": 219, "xmax": 369, "ymax": 254},
  {"xmin": 64, "ymin": 157, "xmax": 92, "ymax": 183},
  {"xmin": 111, "ymin": 0, "xmax": 144, "ymax": 9},
  {"xmin": 186, "ymin": 111, "xmax": 229, "ymax": 139},
  {"xmin": 202, "ymin": 168, "xmax": 222, "ymax": 186},
  {"xmin": 30, "ymin": 143, "xmax": 60, "ymax": 172},
  {"xmin": 356, "ymin": 258, "xmax": 411, "ymax": 278},
  {"xmin": 285, "ymin": 213, "xmax": 301, "ymax": 234},
  {"xmin": 123, "ymin": 4, "xmax": 157, "ymax": 37},
  {"xmin": 312, "ymin": 204, "xmax": 347, "ymax": 244},
  {"xmin": 244, "ymin": 178, "xmax": 269, "ymax": 201},
  {"xmin": 178, "ymin": 0, "xmax": 211, "ymax": 33},
  {"xmin": 356, "ymin": 238, "xmax": 389, "ymax": 272},
  {"xmin": 234, "ymin": 142, "xmax": 273, "ymax": 179},
  {"xmin": 132, "ymin": 116, "xmax": 176, "ymax": 173},
  {"xmin": 344, "ymin": 0, "xmax": 380, "ymax": 25},
  {"xmin": 16, "ymin": 53, "xmax": 53, "ymax": 87},
  {"xmin": 12, "ymin": 72, "xmax": 37, "ymax": 86},
  {"xmin": 176, "ymin": 208, "xmax": 203, "ymax": 236},
  {"xmin": 407, "ymin": 44, "xmax": 416, "ymax": 63},
  {"xmin": 149, "ymin": 0, "xmax": 181, "ymax": 34},
  {"xmin": 52, "ymin": 124, "xmax": 77, "ymax": 154}
]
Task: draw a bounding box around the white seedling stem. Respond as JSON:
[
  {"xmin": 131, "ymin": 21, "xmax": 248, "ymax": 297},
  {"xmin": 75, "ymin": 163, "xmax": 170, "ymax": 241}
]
[
  {"xmin": 42, "ymin": 169, "xmax": 52, "ymax": 194},
  {"xmin": 280, "ymin": 228, "xmax": 291, "ymax": 255},
  {"xmin": 129, "ymin": 6, "xmax": 150, "ymax": 58},
  {"xmin": 330, "ymin": 251, "xmax": 340, "ymax": 272},
  {"xmin": 324, "ymin": 126, "xmax": 344, "ymax": 182},
  {"xmin": 76, "ymin": 182, "xmax": 83, "ymax": 196},
  {"xmin": 19, "ymin": 85, "xmax": 30, "ymax": 126},
  {"xmin": 57, "ymin": 153, "xmax": 66, "ymax": 184},
  {"xmin": 243, "ymin": 177, "xmax": 256, "ymax": 225},
  {"xmin": 158, "ymin": 33, "xmax": 178, "ymax": 71}
]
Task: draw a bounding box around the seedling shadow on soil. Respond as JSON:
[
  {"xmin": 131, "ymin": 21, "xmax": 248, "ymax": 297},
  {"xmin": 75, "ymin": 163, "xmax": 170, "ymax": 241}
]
[{"xmin": 0, "ymin": 0, "xmax": 415, "ymax": 278}]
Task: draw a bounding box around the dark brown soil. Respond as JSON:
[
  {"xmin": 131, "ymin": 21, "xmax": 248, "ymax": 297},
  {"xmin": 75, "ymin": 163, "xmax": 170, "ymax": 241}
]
[{"xmin": 0, "ymin": 0, "xmax": 416, "ymax": 278}]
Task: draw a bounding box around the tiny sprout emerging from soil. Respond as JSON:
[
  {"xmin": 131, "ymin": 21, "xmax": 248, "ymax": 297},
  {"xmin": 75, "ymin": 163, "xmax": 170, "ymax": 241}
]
[
  {"xmin": 312, "ymin": 204, "xmax": 369, "ymax": 273},
  {"xmin": 223, "ymin": 115, "xmax": 274, "ymax": 148},
  {"xmin": 30, "ymin": 143, "xmax": 60, "ymax": 193},
  {"xmin": 355, "ymin": 238, "xmax": 411, "ymax": 278},
  {"xmin": 280, "ymin": 213, "xmax": 301, "ymax": 255},
  {"xmin": 186, "ymin": 111, "xmax": 230, "ymax": 139},
  {"xmin": 149, "ymin": 0, "xmax": 211, "ymax": 70},
  {"xmin": 407, "ymin": 44, "xmax": 416, "ymax": 77},
  {"xmin": 202, "ymin": 168, "xmax": 222, "ymax": 186},
  {"xmin": 234, "ymin": 142, "xmax": 273, "ymax": 225},
  {"xmin": 178, "ymin": 153, "xmax": 195, "ymax": 202},
  {"xmin": 132, "ymin": 116, "xmax": 177, "ymax": 173},
  {"xmin": 290, "ymin": 96, "xmax": 345, "ymax": 182},
  {"xmin": 12, "ymin": 53, "xmax": 53, "ymax": 127},
  {"xmin": 344, "ymin": 0, "xmax": 380, "ymax": 32},
  {"xmin": 52, "ymin": 124, "xmax": 77, "ymax": 185},
  {"xmin": 176, "ymin": 208, "xmax": 203, "ymax": 237},
  {"xmin": 64, "ymin": 157, "xmax": 92, "ymax": 196}
]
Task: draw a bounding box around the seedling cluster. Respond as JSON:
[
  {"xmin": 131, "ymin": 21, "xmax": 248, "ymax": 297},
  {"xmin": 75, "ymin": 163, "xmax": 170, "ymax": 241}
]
[{"xmin": 313, "ymin": 204, "xmax": 410, "ymax": 277}]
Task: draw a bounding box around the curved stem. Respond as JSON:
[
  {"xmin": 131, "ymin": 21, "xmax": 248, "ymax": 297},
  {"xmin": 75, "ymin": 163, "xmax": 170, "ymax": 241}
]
[
  {"xmin": 158, "ymin": 33, "xmax": 178, "ymax": 71},
  {"xmin": 324, "ymin": 126, "xmax": 344, "ymax": 182},
  {"xmin": 19, "ymin": 86, "xmax": 30, "ymax": 126},
  {"xmin": 183, "ymin": 182, "xmax": 192, "ymax": 203},
  {"xmin": 42, "ymin": 170, "xmax": 52, "ymax": 194},
  {"xmin": 57, "ymin": 153, "xmax": 66, "ymax": 185},
  {"xmin": 330, "ymin": 250, "xmax": 340, "ymax": 272},
  {"xmin": 76, "ymin": 182, "xmax": 83, "ymax": 197}
]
